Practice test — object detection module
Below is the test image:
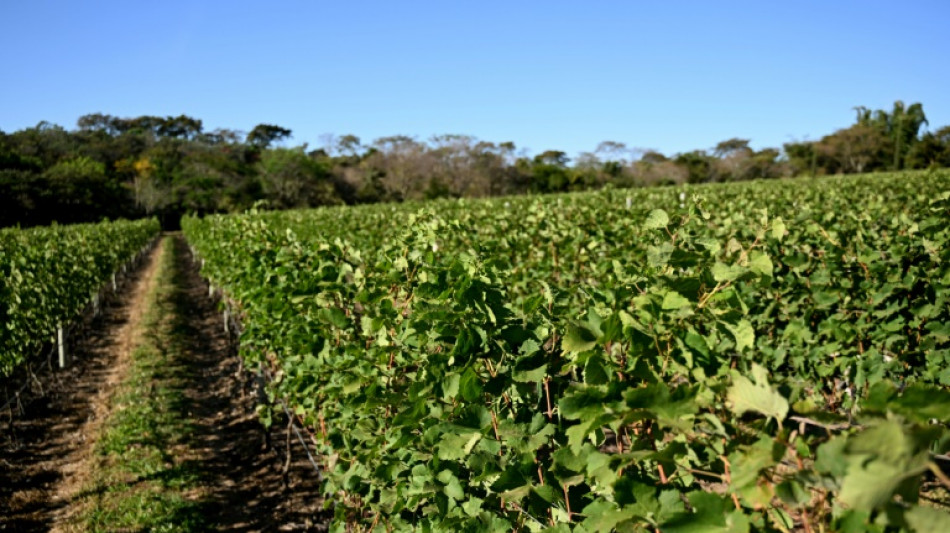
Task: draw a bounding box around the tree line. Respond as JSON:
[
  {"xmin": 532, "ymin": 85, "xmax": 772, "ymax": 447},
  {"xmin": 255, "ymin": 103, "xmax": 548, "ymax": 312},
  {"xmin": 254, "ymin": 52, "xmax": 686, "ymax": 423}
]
[{"xmin": 2, "ymin": 101, "xmax": 948, "ymax": 229}]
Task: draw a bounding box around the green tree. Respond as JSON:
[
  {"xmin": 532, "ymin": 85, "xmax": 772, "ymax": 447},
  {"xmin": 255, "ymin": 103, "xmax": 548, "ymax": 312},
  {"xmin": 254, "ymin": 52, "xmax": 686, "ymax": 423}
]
[
  {"xmin": 888, "ymin": 101, "xmax": 928, "ymax": 170},
  {"xmin": 258, "ymin": 147, "xmax": 337, "ymax": 208},
  {"xmin": 816, "ymin": 123, "xmax": 890, "ymax": 174},
  {"xmin": 906, "ymin": 125, "xmax": 950, "ymax": 169},
  {"xmin": 77, "ymin": 113, "xmax": 121, "ymax": 136},
  {"xmin": 157, "ymin": 115, "xmax": 203, "ymax": 140},
  {"xmin": 247, "ymin": 124, "xmax": 293, "ymax": 148},
  {"xmin": 854, "ymin": 101, "xmax": 928, "ymax": 170},
  {"xmin": 534, "ymin": 150, "xmax": 570, "ymax": 166},
  {"xmin": 530, "ymin": 150, "xmax": 571, "ymax": 192},
  {"xmin": 674, "ymin": 150, "xmax": 715, "ymax": 183},
  {"xmin": 745, "ymin": 148, "xmax": 785, "ymax": 180},
  {"xmin": 44, "ymin": 156, "xmax": 126, "ymax": 222},
  {"xmin": 783, "ymin": 141, "xmax": 818, "ymax": 176},
  {"xmin": 337, "ymin": 134, "xmax": 363, "ymax": 157}
]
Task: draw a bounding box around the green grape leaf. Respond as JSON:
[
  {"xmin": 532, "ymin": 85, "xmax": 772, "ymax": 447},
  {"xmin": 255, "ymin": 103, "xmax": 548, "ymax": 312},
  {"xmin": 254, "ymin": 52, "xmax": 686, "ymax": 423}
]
[
  {"xmin": 727, "ymin": 363, "xmax": 788, "ymax": 421},
  {"xmin": 580, "ymin": 500, "xmax": 635, "ymax": 532},
  {"xmin": 725, "ymin": 319, "xmax": 755, "ymax": 352},
  {"xmin": 903, "ymin": 505, "xmax": 950, "ymax": 533},
  {"xmin": 711, "ymin": 262, "xmax": 742, "ymax": 282},
  {"xmin": 771, "ymin": 217, "xmax": 787, "ymax": 240},
  {"xmin": 662, "ymin": 290, "xmax": 692, "ymax": 310},
  {"xmin": 437, "ymin": 429, "xmax": 482, "ymax": 460},
  {"xmin": 746, "ymin": 251, "xmax": 773, "ymax": 277},
  {"xmin": 838, "ymin": 419, "xmax": 931, "ymax": 511},
  {"xmin": 562, "ymin": 323, "xmax": 598, "ymax": 353},
  {"xmin": 660, "ymin": 492, "xmax": 749, "ymax": 533},
  {"xmin": 644, "ymin": 209, "xmax": 670, "ymax": 229}
]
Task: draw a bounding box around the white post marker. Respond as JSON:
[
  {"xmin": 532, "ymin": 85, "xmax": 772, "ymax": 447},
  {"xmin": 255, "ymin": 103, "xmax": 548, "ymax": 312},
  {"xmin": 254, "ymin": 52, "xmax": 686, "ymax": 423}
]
[
  {"xmin": 57, "ymin": 326, "xmax": 66, "ymax": 368},
  {"xmin": 112, "ymin": 273, "xmax": 117, "ymax": 291},
  {"xmin": 223, "ymin": 309, "xmax": 230, "ymax": 334},
  {"xmin": 626, "ymin": 197, "xmax": 632, "ymax": 209}
]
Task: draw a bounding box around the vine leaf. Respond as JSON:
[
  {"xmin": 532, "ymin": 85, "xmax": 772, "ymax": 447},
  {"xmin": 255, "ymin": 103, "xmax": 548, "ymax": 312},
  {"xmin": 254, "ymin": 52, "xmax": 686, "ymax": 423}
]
[
  {"xmin": 727, "ymin": 363, "xmax": 788, "ymax": 421},
  {"xmin": 562, "ymin": 323, "xmax": 598, "ymax": 353},
  {"xmin": 725, "ymin": 319, "xmax": 755, "ymax": 352},
  {"xmin": 436, "ymin": 427, "xmax": 482, "ymax": 460},
  {"xmin": 644, "ymin": 209, "xmax": 670, "ymax": 230},
  {"xmin": 904, "ymin": 505, "xmax": 950, "ymax": 532},
  {"xmin": 746, "ymin": 251, "xmax": 773, "ymax": 277},
  {"xmin": 771, "ymin": 217, "xmax": 787, "ymax": 240},
  {"xmin": 662, "ymin": 290, "xmax": 691, "ymax": 310},
  {"xmin": 838, "ymin": 419, "xmax": 931, "ymax": 511},
  {"xmin": 660, "ymin": 492, "xmax": 750, "ymax": 532}
]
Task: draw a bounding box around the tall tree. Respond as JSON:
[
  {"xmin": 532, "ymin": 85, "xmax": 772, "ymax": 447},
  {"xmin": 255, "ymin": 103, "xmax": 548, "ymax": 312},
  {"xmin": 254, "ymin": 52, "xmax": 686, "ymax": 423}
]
[
  {"xmin": 854, "ymin": 101, "xmax": 928, "ymax": 170},
  {"xmin": 157, "ymin": 115, "xmax": 203, "ymax": 140},
  {"xmin": 816, "ymin": 123, "xmax": 889, "ymax": 174},
  {"xmin": 247, "ymin": 124, "xmax": 293, "ymax": 148},
  {"xmin": 906, "ymin": 125, "xmax": 950, "ymax": 169},
  {"xmin": 258, "ymin": 147, "xmax": 336, "ymax": 208},
  {"xmin": 674, "ymin": 150, "xmax": 715, "ymax": 183},
  {"xmin": 530, "ymin": 151, "xmax": 572, "ymax": 192},
  {"xmin": 783, "ymin": 141, "xmax": 818, "ymax": 176},
  {"xmin": 888, "ymin": 101, "xmax": 928, "ymax": 170}
]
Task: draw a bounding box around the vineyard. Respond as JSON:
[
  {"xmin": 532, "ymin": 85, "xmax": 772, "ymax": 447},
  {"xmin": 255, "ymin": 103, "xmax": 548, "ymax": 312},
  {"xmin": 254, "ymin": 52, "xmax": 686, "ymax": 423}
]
[
  {"xmin": 0, "ymin": 218, "xmax": 160, "ymax": 377},
  {"xmin": 180, "ymin": 169, "xmax": 950, "ymax": 532}
]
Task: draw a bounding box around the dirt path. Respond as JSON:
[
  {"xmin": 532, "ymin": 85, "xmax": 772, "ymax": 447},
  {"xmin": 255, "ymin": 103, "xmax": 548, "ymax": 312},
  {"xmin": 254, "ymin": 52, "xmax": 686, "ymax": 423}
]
[
  {"xmin": 1, "ymin": 235, "xmax": 329, "ymax": 531},
  {"xmin": 1, "ymin": 238, "xmax": 165, "ymax": 530},
  {"xmin": 168, "ymin": 235, "xmax": 328, "ymax": 530}
]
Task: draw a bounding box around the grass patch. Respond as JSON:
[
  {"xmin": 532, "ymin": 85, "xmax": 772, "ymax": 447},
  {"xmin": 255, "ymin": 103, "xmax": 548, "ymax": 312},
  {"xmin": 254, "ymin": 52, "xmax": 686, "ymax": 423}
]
[{"xmin": 75, "ymin": 237, "xmax": 209, "ymax": 532}]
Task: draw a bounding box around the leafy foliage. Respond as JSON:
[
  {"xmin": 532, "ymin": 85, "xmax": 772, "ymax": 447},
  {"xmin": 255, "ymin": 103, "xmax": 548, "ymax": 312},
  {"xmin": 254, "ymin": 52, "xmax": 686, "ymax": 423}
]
[
  {"xmin": 0, "ymin": 218, "xmax": 160, "ymax": 375},
  {"xmin": 6, "ymin": 101, "xmax": 950, "ymax": 229},
  {"xmin": 183, "ymin": 170, "xmax": 950, "ymax": 531}
]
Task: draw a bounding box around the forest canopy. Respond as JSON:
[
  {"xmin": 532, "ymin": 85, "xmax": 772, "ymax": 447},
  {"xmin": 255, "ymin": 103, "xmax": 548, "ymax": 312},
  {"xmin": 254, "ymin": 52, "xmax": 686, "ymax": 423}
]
[{"xmin": 2, "ymin": 101, "xmax": 948, "ymax": 229}]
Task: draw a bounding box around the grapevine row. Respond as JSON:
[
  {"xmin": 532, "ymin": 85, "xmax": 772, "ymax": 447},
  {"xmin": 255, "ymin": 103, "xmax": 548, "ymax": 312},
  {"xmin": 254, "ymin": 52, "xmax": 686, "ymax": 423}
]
[
  {"xmin": 0, "ymin": 218, "xmax": 161, "ymax": 376},
  {"xmin": 184, "ymin": 170, "xmax": 950, "ymax": 532}
]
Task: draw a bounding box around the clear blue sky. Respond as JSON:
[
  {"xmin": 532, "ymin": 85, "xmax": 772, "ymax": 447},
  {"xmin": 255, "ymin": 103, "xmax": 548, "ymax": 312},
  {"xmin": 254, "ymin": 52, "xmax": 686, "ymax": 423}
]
[{"xmin": 2, "ymin": 1, "xmax": 947, "ymax": 159}]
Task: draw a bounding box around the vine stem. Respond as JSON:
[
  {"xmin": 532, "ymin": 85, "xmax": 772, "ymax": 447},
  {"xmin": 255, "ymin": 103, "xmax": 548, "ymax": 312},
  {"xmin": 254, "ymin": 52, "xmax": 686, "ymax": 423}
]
[
  {"xmin": 720, "ymin": 454, "xmax": 733, "ymax": 484},
  {"xmin": 490, "ymin": 409, "xmax": 502, "ymax": 456},
  {"xmin": 737, "ymin": 235, "xmax": 762, "ymax": 263},
  {"xmin": 646, "ymin": 422, "xmax": 667, "ymax": 483},
  {"xmin": 789, "ymin": 415, "xmax": 855, "ymax": 433},
  {"xmin": 543, "ymin": 377, "xmax": 554, "ymax": 420},
  {"xmin": 616, "ymin": 426, "xmax": 631, "ymax": 477},
  {"xmin": 698, "ymin": 281, "xmax": 731, "ymax": 308},
  {"xmin": 687, "ymin": 468, "xmax": 726, "ymax": 480},
  {"xmin": 485, "ymin": 358, "xmax": 497, "ymax": 377},
  {"xmin": 562, "ymin": 483, "xmax": 572, "ymax": 522},
  {"xmin": 928, "ymin": 461, "xmax": 950, "ymax": 491}
]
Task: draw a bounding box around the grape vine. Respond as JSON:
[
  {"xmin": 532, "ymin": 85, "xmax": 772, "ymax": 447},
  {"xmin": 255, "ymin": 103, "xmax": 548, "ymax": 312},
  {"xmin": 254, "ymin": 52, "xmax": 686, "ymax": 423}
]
[
  {"xmin": 184, "ymin": 170, "xmax": 950, "ymax": 532},
  {"xmin": 0, "ymin": 218, "xmax": 160, "ymax": 376}
]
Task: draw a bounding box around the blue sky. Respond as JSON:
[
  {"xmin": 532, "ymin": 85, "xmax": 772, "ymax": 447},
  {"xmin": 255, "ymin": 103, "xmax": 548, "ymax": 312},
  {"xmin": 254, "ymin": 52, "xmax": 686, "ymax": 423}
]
[{"xmin": 1, "ymin": 1, "xmax": 947, "ymax": 159}]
